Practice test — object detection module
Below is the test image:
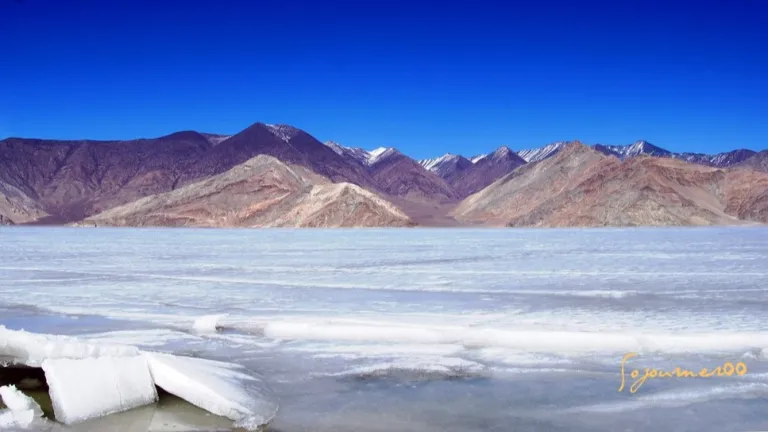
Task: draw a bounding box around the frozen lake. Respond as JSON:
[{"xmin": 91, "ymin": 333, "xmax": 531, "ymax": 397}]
[{"xmin": 2, "ymin": 227, "xmax": 768, "ymax": 431}]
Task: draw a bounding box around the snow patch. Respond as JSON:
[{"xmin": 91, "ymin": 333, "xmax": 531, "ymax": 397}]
[
  {"xmin": 323, "ymin": 141, "xmax": 371, "ymax": 165},
  {"xmin": 264, "ymin": 124, "xmax": 300, "ymax": 143},
  {"xmin": 42, "ymin": 356, "xmax": 158, "ymax": 424},
  {"xmin": 420, "ymin": 154, "xmax": 459, "ymax": 172},
  {"xmin": 471, "ymin": 154, "xmax": 488, "ymax": 163}
]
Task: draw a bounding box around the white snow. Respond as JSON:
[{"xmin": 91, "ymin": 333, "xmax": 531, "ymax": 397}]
[
  {"xmin": 517, "ymin": 141, "xmax": 569, "ymax": 162},
  {"xmin": 419, "ymin": 153, "xmax": 459, "ymax": 172},
  {"xmin": 0, "ymin": 385, "xmax": 44, "ymax": 429},
  {"xmin": 42, "ymin": 356, "xmax": 157, "ymax": 424},
  {"xmin": 470, "ymin": 154, "xmax": 487, "ymax": 163},
  {"xmin": 145, "ymin": 352, "xmax": 278, "ymax": 429}
]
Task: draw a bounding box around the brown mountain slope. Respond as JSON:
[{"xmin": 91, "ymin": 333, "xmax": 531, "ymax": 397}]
[
  {"xmin": 0, "ymin": 181, "xmax": 49, "ymax": 225},
  {"xmin": 367, "ymin": 149, "xmax": 458, "ymax": 203},
  {"xmin": 80, "ymin": 155, "xmax": 413, "ymax": 228},
  {"xmin": 452, "ymin": 142, "xmax": 768, "ymax": 227}
]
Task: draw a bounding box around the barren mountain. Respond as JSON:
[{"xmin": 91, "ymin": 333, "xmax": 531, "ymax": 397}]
[
  {"xmin": 81, "ymin": 155, "xmax": 413, "ymax": 228},
  {"xmin": 453, "ymin": 142, "xmax": 768, "ymax": 227}
]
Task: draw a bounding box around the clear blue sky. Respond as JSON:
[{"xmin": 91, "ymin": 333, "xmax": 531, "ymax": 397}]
[{"xmin": 2, "ymin": 0, "xmax": 766, "ymax": 158}]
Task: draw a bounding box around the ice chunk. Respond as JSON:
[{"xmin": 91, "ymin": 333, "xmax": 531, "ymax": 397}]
[
  {"xmin": 192, "ymin": 314, "xmax": 227, "ymax": 334},
  {"xmin": 0, "ymin": 408, "xmax": 34, "ymax": 429},
  {"xmin": 0, "ymin": 325, "xmax": 138, "ymax": 366},
  {"xmin": 42, "ymin": 356, "xmax": 158, "ymax": 424},
  {"xmin": 145, "ymin": 352, "xmax": 278, "ymax": 429},
  {"xmin": 0, "ymin": 385, "xmax": 43, "ymax": 429}
]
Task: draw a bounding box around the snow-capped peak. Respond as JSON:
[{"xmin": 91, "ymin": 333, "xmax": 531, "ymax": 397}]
[
  {"xmin": 264, "ymin": 124, "xmax": 301, "ymax": 143},
  {"xmin": 368, "ymin": 147, "xmax": 400, "ymax": 165}
]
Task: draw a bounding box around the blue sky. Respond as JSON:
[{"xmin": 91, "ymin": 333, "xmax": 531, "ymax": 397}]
[{"xmin": 2, "ymin": 0, "xmax": 766, "ymax": 158}]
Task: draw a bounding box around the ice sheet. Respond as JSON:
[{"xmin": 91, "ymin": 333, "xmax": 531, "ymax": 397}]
[
  {"xmin": 0, "ymin": 325, "xmax": 139, "ymax": 366},
  {"xmin": 145, "ymin": 352, "xmax": 278, "ymax": 428}
]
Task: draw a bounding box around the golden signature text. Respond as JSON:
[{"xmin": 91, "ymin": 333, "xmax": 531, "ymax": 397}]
[{"xmin": 619, "ymin": 352, "xmax": 747, "ymax": 393}]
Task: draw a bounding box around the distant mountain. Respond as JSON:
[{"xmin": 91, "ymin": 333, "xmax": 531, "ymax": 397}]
[
  {"xmin": 81, "ymin": 155, "xmax": 413, "ymax": 228},
  {"xmin": 323, "ymin": 142, "xmax": 459, "ymax": 202},
  {"xmin": 453, "ymin": 142, "xmax": 768, "ymax": 227},
  {"xmin": 594, "ymin": 140, "xmax": 671, "ymax": 159},
  {"xmin": 594, "ymin": 141, "xmax": 755, "ymax": 168}
]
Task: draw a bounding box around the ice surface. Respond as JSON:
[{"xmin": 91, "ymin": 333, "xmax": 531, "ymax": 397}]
[
  {"xmin": 42, "ymin": 356, "xmax": 158, "ymax": 424},
  {"xmin": 145, "ymin": 352, "xmax": 278, "ymax": 428},
  {"xmin": 0, "ymin": 385, "xmax": 44, "ymax": 429},
  {"xmin": 3, "ymin": 227, "xmax": 768, "ymax": 431},
  {"xmin": 0, "ymin": 325, "xmax": 138, "ymax": 366}
]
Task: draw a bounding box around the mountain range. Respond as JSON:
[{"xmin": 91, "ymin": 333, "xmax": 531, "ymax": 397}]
[{"xmin": 1, "ymin": 122, "xmax": 766, "ymax": 227}]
